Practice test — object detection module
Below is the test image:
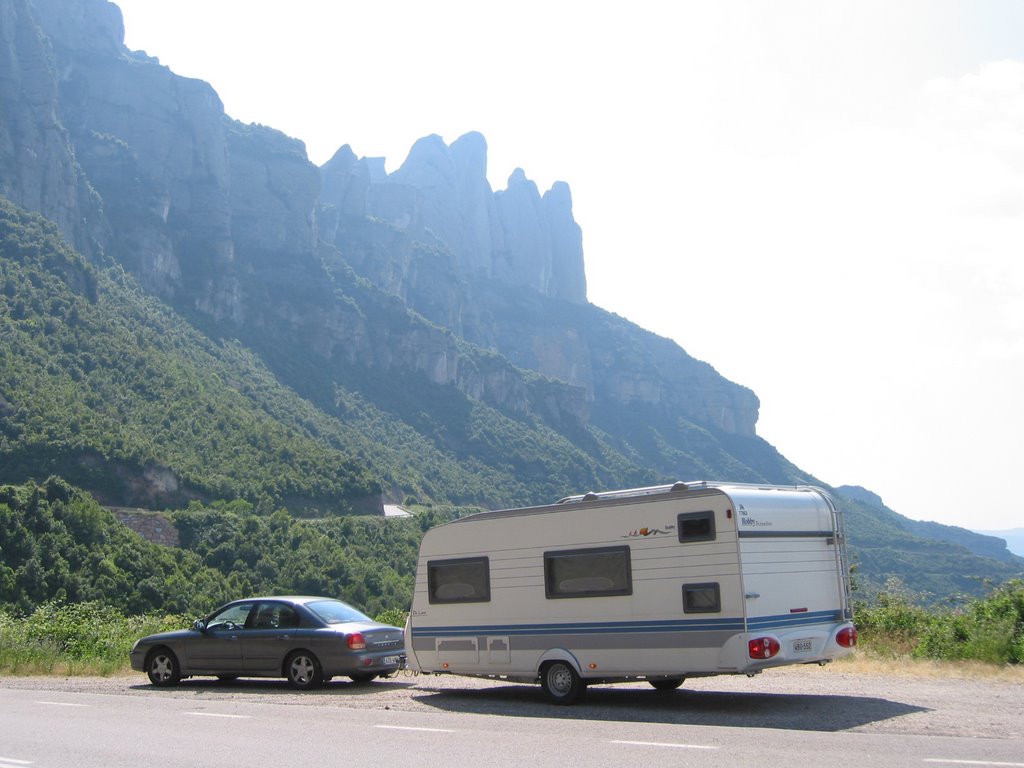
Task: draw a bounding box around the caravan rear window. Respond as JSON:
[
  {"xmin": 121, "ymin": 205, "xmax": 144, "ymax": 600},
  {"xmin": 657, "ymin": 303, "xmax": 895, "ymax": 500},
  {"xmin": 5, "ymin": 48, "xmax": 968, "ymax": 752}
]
[
  {"xmin": 678, "ymin": 510, "xmax": 716, "ymax": 542},
  {"xmin": 544, "ymin": 546, "xmax": 632, "ymax": 599},
  {"xmin": 427, "ymin": 557, "xmax": 491, "ymax": 604}
]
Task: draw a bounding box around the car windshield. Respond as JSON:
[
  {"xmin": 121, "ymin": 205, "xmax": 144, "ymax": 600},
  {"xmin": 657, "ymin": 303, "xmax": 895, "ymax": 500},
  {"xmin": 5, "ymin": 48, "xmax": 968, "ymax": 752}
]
[{"xmin": 305, "ymin": 599, "xmax": 371, "ymax": 624}]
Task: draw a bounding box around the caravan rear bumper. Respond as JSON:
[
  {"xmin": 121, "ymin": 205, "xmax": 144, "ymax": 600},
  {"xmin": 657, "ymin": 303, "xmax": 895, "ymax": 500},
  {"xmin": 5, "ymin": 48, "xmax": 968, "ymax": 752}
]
[{"xmin": 721, "ymin": 621, "xmax": 857, "ymax": 672}]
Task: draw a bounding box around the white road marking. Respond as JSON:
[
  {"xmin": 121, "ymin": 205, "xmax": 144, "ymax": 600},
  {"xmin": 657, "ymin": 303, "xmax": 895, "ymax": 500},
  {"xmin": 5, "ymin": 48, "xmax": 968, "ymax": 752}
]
[
  {"xmin": 34, "ymin": 701, "xmax": 87, "ymax": 707},
  {"xmin": 0, "ymin": 758, "xmax": 33, "ymax": 765},
  {"xmin": 611, "ymin": 740, "xmax": 717, "ymax": 750},
  {"xmin": 924, "ymin": 761, "xmax": 1024, "ymax": 767},
  {"xmin": 375, "ymin": 725, "xmax": 457, "ymax": 734},
  {"xmin": 183, "ymin": 712, "xmax": 251, "ymax": 719}
]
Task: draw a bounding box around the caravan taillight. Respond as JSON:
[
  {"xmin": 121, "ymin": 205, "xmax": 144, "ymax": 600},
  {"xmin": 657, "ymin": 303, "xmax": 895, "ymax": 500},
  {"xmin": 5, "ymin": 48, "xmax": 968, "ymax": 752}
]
[
  {"xmin": 347, "ymin": 632, "xmax": 366, "ymax": 650},
  {"xmin": 836, "ymin": 626, "xmax": 858, "ymax": 648},
  {"xmin": 748, "ymin": 636, "xmax": 781, "ymax": 660}
]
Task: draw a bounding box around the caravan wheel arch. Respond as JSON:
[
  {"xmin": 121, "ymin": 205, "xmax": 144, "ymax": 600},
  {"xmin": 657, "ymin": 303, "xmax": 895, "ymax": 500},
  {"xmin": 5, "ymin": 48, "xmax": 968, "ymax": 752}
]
[{"xmin": 537, "ymin": 648, "xmax": 584, "ymax": 679}]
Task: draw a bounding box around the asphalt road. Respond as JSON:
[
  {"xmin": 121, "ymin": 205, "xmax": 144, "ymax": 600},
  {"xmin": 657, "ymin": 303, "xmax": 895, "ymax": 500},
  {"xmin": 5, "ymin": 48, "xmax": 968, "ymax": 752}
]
[{"xmin": 0, "ymin": 666, "xmax": 1021, "ymax": 768}]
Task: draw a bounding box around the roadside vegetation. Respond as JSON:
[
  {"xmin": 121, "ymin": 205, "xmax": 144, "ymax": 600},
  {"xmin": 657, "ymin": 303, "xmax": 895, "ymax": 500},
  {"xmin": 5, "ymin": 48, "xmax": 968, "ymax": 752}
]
[{"xmin": 852, "ymin": 577, "xmax": 1024, "ymax": 668}]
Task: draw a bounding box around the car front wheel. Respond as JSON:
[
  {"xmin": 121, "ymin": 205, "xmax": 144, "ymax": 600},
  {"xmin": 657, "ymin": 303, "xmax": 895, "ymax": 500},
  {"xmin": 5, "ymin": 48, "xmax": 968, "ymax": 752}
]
[
  {"xmin": 146, "ymin": 648, "xmax": 181, "ymax": 687},
  {"xmin": 285, "ymin": 651, "xmax": 323, "ymax": 690}
]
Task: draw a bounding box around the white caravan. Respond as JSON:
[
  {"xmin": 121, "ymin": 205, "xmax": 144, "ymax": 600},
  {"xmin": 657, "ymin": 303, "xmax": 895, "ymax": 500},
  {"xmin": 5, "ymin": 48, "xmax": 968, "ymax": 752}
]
[{"xmin": 405, "ymin": 481, "xmax": 856, "ymax": 704}]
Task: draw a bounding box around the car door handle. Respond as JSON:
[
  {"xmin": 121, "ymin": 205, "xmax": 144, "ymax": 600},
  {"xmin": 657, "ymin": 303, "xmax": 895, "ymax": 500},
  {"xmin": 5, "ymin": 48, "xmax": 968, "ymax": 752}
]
[{"xmin": 276, "ymin": 635, "xmax": 291, "ymax": 640}]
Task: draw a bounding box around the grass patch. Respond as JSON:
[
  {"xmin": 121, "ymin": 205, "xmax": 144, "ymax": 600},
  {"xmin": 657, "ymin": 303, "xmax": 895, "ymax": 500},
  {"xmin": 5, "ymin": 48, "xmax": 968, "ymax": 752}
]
[
  {"xmin": 833, "ymin": 651, "xmax": 1024, "ymax": 682},
  {"xmin": 0, "ymin": 601, "xmax": 186, "ymax": 676}
]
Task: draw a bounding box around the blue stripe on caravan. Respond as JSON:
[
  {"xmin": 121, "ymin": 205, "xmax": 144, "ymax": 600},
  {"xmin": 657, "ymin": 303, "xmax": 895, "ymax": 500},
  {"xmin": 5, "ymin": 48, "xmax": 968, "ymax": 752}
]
[
  {"xmin": 411, "ymin": 610, "xmax": 844, "ymax": 639},
  {"xmin": 414, "ymin": 618, "xmax": 743, "ymax": 638}
]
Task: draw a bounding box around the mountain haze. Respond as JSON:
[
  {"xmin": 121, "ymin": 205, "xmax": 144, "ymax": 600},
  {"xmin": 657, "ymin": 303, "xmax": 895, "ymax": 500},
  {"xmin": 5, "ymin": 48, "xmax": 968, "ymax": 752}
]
[{"xmin": 1, "ymin": 0, "xmax": 1021, "ymax": 599}]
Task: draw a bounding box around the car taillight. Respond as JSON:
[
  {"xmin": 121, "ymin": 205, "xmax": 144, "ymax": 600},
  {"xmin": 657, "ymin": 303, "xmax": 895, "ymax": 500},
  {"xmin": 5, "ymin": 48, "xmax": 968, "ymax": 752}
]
[
  {"xmin": 836, "ymin": 626, "xmax": 858, "ymax": 648},
  {"xmin": 748, "ymin": 636, "xmax": 781, "ymax": 659},
  {"xmin": 347, "ymin": 632, "xmax": 366, "ymax": 650}
]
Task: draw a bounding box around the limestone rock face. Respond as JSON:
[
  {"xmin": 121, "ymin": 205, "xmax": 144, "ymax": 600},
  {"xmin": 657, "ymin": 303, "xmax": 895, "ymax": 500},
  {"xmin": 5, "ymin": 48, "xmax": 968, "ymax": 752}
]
[
  {"xmin": 543, "ymin": 181, "xmax": 587, "ymax": 304},
  {"xmin": 321, "ymin": 133, "xmax": 587, "ymax": 308},
  {"xmin": 450, "ymin": 131, "xmax": 503, "ymax": 275},
  {"xmin": 226, "ymin": 120, "xmax": 320, "ymax": 257},
  {"xmin": 0, "ymin": 0, "xmax": 104, "ymax": 258},
  {"xmin": 24, "ymin": 0, "xmax": 234, "ymax": 307},
  {"xmin": 494, "ymin": 168, "xmax": 552, "ymax": 294}
]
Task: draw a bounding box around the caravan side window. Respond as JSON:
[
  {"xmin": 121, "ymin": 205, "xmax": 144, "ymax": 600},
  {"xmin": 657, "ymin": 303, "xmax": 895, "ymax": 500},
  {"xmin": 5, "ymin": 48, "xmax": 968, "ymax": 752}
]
[
  {"xmin": 683, "ymin": 582, "xmax": 721, "ymax": 613},
  {"xmin": 427, "ymin": 557, "xmax": 490, "ymax": 604},
  {"xmin": 678, "ymin": 510, "xmax": 716, "ymax": 543},
  {"xmin": 544, "ymin": 546, "xmax": 632, "ymax": 599}
]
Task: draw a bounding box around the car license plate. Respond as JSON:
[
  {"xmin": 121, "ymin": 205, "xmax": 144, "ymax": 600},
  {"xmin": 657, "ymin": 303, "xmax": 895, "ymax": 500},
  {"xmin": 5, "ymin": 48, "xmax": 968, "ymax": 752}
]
[
  {"xmin": 792, "ymin": 638, "xmax": 813, "ymax": 654},
  {"xmin": 382, "ymin": 655, "xmax": 401, "ymax": 665}
]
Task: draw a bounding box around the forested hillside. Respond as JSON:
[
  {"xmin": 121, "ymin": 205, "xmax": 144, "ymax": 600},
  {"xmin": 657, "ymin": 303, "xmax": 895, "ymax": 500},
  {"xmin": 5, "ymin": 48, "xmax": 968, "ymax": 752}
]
[
  {"xmin": 0, "ymin": 198, "xmax": 641, "ymax": 513},
  {"xmin": 0, "ymin": 477, "xmax": 431, "ymax": 617}
]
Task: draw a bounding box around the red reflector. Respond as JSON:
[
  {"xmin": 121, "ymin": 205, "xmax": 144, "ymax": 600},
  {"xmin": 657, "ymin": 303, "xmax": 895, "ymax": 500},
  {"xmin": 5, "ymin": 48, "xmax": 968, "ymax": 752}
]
[
  {"xmin": 836, "ymin": 626, "xmax": 857, "ymax": 648},
  {"xmin": 748, "ymin": 636, "xmax": 781, "ymax": 659},
  {"xmin": 347, "ymin": 632, "xmax": 366, "ymax": 650},
  {"xmin": 790, "ymin": 607, "xmax": 808, "ymax": 613}
]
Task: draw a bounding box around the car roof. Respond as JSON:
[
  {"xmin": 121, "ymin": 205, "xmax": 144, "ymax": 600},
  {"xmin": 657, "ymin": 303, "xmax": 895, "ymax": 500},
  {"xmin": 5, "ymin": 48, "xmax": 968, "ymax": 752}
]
[{"xmin": 223, "ymin": 596, "xmax": 343, "ymax": 606}]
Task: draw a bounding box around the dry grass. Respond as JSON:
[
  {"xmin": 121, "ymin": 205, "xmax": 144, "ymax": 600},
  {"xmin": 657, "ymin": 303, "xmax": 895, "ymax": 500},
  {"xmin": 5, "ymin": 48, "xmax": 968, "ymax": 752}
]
[{"xmin": 834, "ymin": 650, "xmax": 1024, "ymax": 682}]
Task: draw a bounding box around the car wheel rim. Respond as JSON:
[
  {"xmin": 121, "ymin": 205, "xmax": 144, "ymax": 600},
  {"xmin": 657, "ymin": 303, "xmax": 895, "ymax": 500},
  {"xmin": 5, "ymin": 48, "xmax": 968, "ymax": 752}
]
[
  {"xmin": 291, "ymin": 656, "xmax": 313, "ymax": 683},
  {"xmin": 151, "ymin": 656, "xmax": 171, "ymax": 681}
]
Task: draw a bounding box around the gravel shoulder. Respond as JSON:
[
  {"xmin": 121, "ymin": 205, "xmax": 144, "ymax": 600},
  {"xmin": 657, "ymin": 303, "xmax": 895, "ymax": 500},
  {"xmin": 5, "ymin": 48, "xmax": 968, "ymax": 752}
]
[{"xmin": 2, "ymin": 664, "xmax": 1021, "ymax": 739}]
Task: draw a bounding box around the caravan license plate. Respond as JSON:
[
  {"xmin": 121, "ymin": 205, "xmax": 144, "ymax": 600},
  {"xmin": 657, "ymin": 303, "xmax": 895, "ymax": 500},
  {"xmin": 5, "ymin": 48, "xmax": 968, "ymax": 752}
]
[{"xmin": 792, "ymin": 638, "xmax": 813, "ymax": 654}]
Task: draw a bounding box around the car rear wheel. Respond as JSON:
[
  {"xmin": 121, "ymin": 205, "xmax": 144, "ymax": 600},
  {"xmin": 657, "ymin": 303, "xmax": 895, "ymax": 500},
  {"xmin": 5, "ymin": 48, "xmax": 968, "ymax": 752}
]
[
  {"xmin": 285, "ymin": 651, "xmax": 323, "ymax": 690},
  {"xmin": 146, "ymin": 648, "xmax": 181, "ymax": 687},
  {"xmin": 540, "ymin": 660, "xmax": 585, "ymax": 705},
  {"xmin": 649, "ymin": 677, "xmax": 685, "ymax": 691}
]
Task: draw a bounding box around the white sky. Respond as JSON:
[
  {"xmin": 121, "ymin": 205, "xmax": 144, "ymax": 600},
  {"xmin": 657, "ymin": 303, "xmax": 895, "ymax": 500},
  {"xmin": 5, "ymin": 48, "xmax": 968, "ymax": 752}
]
[{"xmin": 113, "ymin": 0, "xmax": 1024, "ymax": 533}]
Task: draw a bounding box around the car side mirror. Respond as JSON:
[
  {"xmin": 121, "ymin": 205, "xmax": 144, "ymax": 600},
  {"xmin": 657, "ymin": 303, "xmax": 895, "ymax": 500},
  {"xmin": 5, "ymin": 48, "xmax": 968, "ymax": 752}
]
[{"xmin": 192, "ymin": 619, "xmax": 207, "ymax": 632}]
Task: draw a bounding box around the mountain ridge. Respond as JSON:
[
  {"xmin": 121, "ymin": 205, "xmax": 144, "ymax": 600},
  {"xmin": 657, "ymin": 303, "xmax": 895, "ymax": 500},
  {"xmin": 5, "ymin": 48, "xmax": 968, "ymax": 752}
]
[{"xmin": 1, "ymin": 0, "xmax": 1021, "ymax": 600}]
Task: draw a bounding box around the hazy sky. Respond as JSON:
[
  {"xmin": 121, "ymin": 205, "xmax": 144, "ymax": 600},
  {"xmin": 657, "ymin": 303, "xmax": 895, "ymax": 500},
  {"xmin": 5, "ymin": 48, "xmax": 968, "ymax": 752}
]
[{"xmin": 113, "ymin": 1, "xmax": 1024, "ymax": 533}]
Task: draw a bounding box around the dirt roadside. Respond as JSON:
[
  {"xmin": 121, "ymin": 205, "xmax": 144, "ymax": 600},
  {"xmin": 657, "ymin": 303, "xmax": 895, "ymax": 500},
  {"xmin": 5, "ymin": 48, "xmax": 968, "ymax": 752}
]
[{"xmin": 1, "ymin": 664, "xmax": 1021, "ymax": 740}]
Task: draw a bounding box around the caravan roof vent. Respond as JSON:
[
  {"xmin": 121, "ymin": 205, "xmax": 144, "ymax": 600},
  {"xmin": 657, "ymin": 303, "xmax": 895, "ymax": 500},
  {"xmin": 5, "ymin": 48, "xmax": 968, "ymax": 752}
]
[
  {"xmin": 670, "ymin": 482, "xmax": 688, "ymax": 492},
  {"xmin": 582, "ymin": 492, "xmax": 600, "ymax": 502}
]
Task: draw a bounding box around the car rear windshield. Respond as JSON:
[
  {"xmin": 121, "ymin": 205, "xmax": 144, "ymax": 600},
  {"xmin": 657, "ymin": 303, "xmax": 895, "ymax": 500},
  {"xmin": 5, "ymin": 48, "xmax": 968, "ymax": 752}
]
[{"xmin": 305, "ymin": 599, "xmax": 371, "ymax": 624}]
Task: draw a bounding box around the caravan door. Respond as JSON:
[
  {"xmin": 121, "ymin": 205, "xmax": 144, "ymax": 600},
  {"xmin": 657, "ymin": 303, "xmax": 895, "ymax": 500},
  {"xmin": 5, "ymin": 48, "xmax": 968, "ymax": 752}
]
[{"xmin": 733, "ymin": 488, "xmax": 848, "ymax": 660}]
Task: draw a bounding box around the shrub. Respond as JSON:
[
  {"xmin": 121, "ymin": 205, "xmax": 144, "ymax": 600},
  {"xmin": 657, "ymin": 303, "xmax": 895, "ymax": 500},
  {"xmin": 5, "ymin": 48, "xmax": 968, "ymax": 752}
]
[
  {"xmin": 858, "ymin": 578, "xmax": 1024, "ymax": 665},
  {"xmin": 374, "ymin": 606, "xmax": 408, "ymax": 629}
]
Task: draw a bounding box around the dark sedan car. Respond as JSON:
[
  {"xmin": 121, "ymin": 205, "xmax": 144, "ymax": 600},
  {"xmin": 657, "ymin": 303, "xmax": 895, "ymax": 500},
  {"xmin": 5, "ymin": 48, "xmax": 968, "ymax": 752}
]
[{"xmin": 130, "ymin": 596, "xmax": 405, "ymax": 689}]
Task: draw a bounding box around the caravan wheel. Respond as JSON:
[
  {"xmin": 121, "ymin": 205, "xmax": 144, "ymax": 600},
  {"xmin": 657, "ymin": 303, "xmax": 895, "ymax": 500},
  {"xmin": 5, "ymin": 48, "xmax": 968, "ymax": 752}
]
[
  {"xmin": 540, "ymin": 660, "xmax": 586, "ymax": 705},
  {"xmin": 649, "ymin": 677, "xmax": 685, "ymax": 691}
]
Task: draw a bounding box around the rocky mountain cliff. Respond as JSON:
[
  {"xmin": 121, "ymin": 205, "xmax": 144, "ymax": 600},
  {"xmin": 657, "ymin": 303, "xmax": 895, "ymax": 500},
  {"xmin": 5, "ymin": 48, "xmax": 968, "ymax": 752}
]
[{"xmin": 0, "ymin": 0, "xmax": 758, "ymax": 446}]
